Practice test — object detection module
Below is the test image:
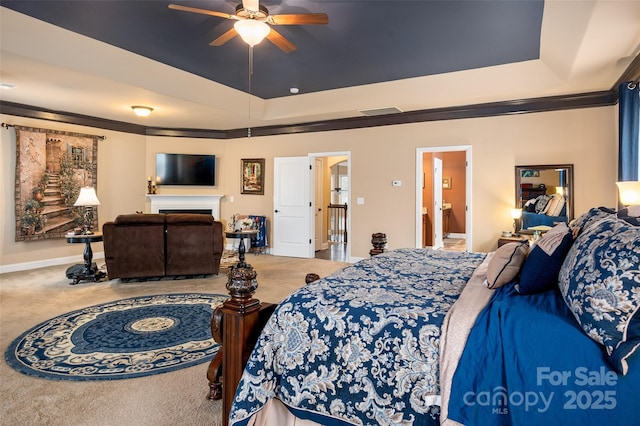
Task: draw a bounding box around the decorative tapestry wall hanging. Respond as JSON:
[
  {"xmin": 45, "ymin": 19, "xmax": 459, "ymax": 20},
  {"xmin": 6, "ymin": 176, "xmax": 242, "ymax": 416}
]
[{"xmin": 12, "ymin": 125, "xmax": 102, "ymax": 241}]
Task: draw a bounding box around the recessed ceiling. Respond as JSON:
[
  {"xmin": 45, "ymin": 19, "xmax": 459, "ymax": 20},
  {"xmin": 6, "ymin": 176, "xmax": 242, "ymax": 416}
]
[{"xmin": 1, "ymin": 0, "xmax": 543, "ymax": 99}]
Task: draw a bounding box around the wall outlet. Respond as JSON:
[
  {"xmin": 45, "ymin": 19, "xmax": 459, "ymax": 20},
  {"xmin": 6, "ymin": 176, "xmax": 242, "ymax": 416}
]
[
  {"xmin": 357, "ymin": 197, "xmax": 365, "ymax": 205},
  {"xmin": 229, "ymin": 196, "xmax": 234, "ymax": 202}
]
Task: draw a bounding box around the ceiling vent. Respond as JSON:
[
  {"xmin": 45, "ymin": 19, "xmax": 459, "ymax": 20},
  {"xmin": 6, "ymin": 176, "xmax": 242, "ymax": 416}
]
[{"xmin": 358, "ymin": 106, "xmax": 403, "ymax": 117}]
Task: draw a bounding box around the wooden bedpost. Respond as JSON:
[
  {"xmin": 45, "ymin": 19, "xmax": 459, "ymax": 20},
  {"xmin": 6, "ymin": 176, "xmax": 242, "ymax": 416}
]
[
  {"xmin": 369, "ymin": 232, "xmax": 387, "ymax": 256},
  {"xmin": 207, "ymin": 262, "xmax": 276, "ymax": 426},
  {"xmin": 220, "ymin": 264, "xmax": 261, "ymax": 426}
]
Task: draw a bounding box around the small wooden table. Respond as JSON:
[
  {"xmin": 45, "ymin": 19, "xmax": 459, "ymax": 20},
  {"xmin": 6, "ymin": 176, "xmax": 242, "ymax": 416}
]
[
  {"xmin": 65, "ymin": 232, "xmax": 106, "ymax": 285},
  {"xmin": 225, "ymin": 230, "xmax": 259, "ymax": 268}
]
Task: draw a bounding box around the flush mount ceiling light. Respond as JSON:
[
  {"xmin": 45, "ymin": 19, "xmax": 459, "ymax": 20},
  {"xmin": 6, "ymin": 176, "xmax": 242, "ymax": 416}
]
[
  {"xmin": 234, "ymin": 19, "xmax": 270, "ymax": 46},
  {"xmin": 131, "ymin": 106, "xmax": 153, "ymax": 117}
]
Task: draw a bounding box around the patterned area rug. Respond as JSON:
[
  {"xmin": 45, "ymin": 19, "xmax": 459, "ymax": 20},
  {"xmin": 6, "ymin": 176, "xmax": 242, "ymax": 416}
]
[{"xmin": 5, "ymin": 293, "xmax": 227, "ymax": 381}]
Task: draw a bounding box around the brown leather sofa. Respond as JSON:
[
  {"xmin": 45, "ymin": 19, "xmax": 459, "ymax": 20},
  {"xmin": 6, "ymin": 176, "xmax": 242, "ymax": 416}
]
[{"xmin": 102, "ymin": 213, "xmax": 224, "ymax": 280}]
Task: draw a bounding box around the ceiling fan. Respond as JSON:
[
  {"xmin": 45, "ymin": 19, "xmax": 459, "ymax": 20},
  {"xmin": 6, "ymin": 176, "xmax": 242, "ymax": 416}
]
[{"xmin": 168, "ymin": 0, "xmax": 329, "ymax": 52}]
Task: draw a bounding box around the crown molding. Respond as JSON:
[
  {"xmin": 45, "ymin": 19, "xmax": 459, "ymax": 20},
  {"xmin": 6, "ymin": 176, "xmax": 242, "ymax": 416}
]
[{"xmin": 0, "ymin": 90, "xmax": 617, "ymax": 140}]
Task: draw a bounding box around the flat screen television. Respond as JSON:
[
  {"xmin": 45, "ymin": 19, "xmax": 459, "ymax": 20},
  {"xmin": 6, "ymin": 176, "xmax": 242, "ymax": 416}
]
[{"xmin": 155, "ymin": 153, "xmax": 215, "ymax": 186}]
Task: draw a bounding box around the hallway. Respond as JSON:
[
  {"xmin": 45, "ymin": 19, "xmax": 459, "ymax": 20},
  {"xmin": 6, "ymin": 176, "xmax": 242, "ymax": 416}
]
[{"xmin": 315, "ymin": 242, "xmax": 348, "ymax": 262}]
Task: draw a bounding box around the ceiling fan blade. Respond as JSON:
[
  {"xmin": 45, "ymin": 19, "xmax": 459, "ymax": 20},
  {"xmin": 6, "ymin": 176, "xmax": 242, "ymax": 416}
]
[
  {"xmin": 269, "ymin": 13, "xmax": 329, "ymax": 25},
  {"xmin": 168, "ymin": 4, "xmax": 237, "ymax": 20},
  {"xmin": 243, "ymin": 0, "xmax": 260, "ymax": 13},
  {"xmin": 210, "ymin": 28, "xmax": 238, "ymax": 46},
  {"xmin": 266, "ymin": 28, "xmax": 297, "ymax": 53}
]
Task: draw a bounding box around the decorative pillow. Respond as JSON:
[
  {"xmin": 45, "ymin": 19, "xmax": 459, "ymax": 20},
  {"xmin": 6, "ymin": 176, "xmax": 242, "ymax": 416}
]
[
  {"xmin": 523, "ymin": 198, "xmax": 537, "ymax": 213},
  {"xmin": 485, "ymin": 242, "xmax": 529, "ymax": 289},
  {"xmin": 516, "ymin": 223, "xmax": 573, "ymax": 294},
  {"xmin": 568, "ymin": 207, "xmax": 616, "ymax": 237},
  {"xmin": 558, "ymin": 215, "xmax": 640, "ymax": 375},
  {"xmin": 546, "ymin": 194, "xmax": 566, "ymax": 217},
  {"xmin": 534, "ymin": 195, "xmax": 551, "ymax": 214}
]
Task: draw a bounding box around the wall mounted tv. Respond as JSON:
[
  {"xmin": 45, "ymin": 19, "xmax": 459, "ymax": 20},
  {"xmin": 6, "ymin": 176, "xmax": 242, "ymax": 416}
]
[{"xmin": 155, "ymin": 153, "xmax": 215, "ymax": 186}]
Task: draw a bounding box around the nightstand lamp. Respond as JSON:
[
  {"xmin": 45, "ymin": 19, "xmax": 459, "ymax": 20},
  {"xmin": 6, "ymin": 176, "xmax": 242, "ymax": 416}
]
[
  {"xmin": 74, "ymin": 187, "xmax": 101, "ymax": 235},
  {"xmin": 511, "ymin": 208, "xmax": 522, "ymax": 236},
  {"xmin": 616, "ymin": 181, "xmax": 640, "ymax": 216}
]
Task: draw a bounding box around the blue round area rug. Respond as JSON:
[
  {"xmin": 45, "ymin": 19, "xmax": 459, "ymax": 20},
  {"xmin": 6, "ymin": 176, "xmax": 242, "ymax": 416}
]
[{"xmin": 5, "ymin": 293, "xmax": 228, "ymax": 381}]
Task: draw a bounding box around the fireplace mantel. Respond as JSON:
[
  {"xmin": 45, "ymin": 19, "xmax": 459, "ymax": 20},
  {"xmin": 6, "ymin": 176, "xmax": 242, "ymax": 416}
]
[{"xmin": 147, "ymin": 194, "xmax": 224, "ymax": 219}]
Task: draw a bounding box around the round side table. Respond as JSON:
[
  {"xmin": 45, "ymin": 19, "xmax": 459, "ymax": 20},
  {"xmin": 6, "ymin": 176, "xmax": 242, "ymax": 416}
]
[
  {"xmin": 225, "ymin": 230, "xmax": 259, "ymax": 268},
  {"xmin": 65, "ymin": 232, "xmax": 106, "ymax": 285}
]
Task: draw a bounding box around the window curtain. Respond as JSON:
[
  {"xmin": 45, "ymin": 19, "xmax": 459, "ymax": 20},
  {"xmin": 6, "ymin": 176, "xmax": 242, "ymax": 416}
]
[{"xmin": 618, "ymin": 82, "xmax": 640, "ymax": 181}]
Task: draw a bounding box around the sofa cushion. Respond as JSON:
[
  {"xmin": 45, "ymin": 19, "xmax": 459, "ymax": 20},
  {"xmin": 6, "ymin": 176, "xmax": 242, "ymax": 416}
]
[
  {"xmin": 114, "ymin": 213, "xmax": 166, "ymax": 225},
  {"xmin": 166, "ymin": 213, "xmax": 214, "ymax": 225}
]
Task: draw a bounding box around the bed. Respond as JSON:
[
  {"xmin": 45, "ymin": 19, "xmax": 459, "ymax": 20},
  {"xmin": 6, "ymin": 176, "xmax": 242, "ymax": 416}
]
[
  {"xmin": 227, "ymin": 207, "xmax": 640, "ymax": 425},
  {"xmin": 521, "ymin": 193, "xmax": 568, "ymax": 230}
]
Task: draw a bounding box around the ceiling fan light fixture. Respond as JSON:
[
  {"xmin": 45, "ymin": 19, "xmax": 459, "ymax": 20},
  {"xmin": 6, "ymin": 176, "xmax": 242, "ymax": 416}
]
[
  {"xmin": 234, "ymin": 19, "xmax": 270, "ymax": 46},
  {"xmin": 131, "ymin": 106, "xmax": 153, "ymax": 117}
]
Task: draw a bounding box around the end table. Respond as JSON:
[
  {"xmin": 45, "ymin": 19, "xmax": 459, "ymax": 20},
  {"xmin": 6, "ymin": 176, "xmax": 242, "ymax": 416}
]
[
  {"xmin": 65, "ymin": 232, "xmax": 106, "ymax": 285},
  {"xmin": 225, "ymin": 230, "xmax": 259, "ymax": 268}
]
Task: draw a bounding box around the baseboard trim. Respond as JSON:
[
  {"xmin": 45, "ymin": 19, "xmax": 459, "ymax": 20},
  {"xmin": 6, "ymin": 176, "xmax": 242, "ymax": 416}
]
[
  {"xmin": 446, "ymin": 233, "xmax": 466, "ymax": 239},
  {"xmin": 0, "ymin": 252, "xmax": 105, "ymax": 274}
]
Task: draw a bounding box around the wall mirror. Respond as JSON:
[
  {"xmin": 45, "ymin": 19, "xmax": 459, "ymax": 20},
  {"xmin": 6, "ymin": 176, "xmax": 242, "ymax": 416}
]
[{"xmin": 515, "ymin": 164, "xmax": 574, "ymax": 229}]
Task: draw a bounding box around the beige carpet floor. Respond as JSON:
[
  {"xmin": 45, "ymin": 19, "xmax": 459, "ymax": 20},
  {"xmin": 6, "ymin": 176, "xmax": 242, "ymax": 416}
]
[{"xmin": 0, "ymin": 254, "xmax": 348, "ymax": 426}]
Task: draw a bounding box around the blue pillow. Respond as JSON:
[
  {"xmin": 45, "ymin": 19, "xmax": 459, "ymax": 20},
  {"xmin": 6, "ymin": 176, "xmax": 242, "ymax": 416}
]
[
  {"xmin": 558, "ymin": 215, "xmax": 640, "ymax": 375},
  {"xmin": 517, "ymin": 224, "xmax": 573, "ymax": 294},
  {"xmin": 569, "ymin": 206, "xmax": 616, "ymax": 236}
]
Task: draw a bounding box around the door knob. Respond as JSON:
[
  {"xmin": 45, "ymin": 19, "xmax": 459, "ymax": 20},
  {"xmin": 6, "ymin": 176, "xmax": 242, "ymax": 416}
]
[{"xmin": 274, "ymin": 209, "xmax": 280, "ymax": 213}]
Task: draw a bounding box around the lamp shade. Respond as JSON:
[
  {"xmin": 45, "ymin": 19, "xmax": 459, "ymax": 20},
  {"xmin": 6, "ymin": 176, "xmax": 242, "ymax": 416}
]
[
  {"xmin": 616, "ymin": 181, "xmax": 640, "ymax": 206},
  {"xmin": 234, "ymin": 19, "xmax": 270, "ymax": 46},
  {"xmin": 510, "ymin": 208, "xmax": 522, "ymax": 219},
  {"xmin": 74, "ymin": 187, "xmax": 101, "ymax": 206}
]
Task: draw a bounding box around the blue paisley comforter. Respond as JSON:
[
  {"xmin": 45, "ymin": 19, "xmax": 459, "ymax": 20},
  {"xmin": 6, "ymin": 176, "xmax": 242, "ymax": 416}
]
[{"xmin": 229, "ymin": 248, "xmax": 486, "ymax": 426}]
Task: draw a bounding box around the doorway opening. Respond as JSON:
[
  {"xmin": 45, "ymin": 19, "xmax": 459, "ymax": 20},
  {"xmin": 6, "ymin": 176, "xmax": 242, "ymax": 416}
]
[
  {"xmin": 310, "ymin": 153, "xmax": 350, "ymax": 262},
  {"xmin": 416, "ymin": 146, "xmax": 472, "ymax": 252}
]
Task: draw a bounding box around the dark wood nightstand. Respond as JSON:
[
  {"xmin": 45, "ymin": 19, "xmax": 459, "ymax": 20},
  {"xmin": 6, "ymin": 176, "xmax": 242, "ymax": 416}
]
[{"xmin": 497, "ymin": 234, "xmax": 530, "ymax": 248}]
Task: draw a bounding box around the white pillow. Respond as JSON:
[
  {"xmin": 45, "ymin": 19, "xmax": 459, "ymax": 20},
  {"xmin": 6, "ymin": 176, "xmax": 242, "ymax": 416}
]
[
  {"xmin": 484, "ymin": 242, "xmax": 529, "ymax": 289},
  {"xmin": 546, "ymin": 194, "xmax": 565, "ymax": 217}
]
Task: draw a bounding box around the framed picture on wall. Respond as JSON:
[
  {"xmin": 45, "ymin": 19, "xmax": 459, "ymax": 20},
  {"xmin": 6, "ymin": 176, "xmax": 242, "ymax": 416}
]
[
  {"xmin": 241, "ymin": 158, "xmax": 265, "ymax": 195},
  {"xmin": 443, "ymin": 176, "xmax": 452, "ymax": 189}
]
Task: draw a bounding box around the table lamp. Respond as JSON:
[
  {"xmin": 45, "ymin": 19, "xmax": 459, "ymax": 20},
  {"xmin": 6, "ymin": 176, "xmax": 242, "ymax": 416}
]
[
  {"xmin": 511, "ymin": 208, "xmax": 522, "ymax": 235},
  {"xmin": 74, "ymin": 187, "xmax": 101, "ymax": 235},
  {"xmin": 616, "ymin": 181, "xmax": 640, "ymax": 216}
]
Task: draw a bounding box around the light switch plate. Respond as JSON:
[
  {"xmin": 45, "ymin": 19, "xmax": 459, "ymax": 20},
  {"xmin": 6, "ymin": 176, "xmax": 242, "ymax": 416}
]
[{"xmin": 357, "ymin": 197, "xmax": 365, "ymax": 205}]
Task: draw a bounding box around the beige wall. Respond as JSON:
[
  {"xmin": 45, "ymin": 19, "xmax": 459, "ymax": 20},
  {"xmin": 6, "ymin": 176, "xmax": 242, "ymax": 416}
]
[{"xmin": 0, "ymin": 105, "xmax": 619, "ymax": 270}]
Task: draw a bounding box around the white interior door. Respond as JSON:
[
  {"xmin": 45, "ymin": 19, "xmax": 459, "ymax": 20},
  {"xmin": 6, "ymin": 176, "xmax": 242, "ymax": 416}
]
[
  {"xmin": 273, "ymin": 156, "xmax": 313, "ymax": 258},
  {"xmin": 314, "ymin": 158, "xmax": 324, "ymax": 251},
  {"xmin": 433, "ymin": 157, "xmax": 444, "ymax": 249}
]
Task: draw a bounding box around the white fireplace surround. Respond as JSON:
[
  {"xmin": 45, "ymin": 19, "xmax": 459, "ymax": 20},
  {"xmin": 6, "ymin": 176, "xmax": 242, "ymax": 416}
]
[{"xmin": 147, "ymin": 194, "xmax": 224, "ymax": 220}]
